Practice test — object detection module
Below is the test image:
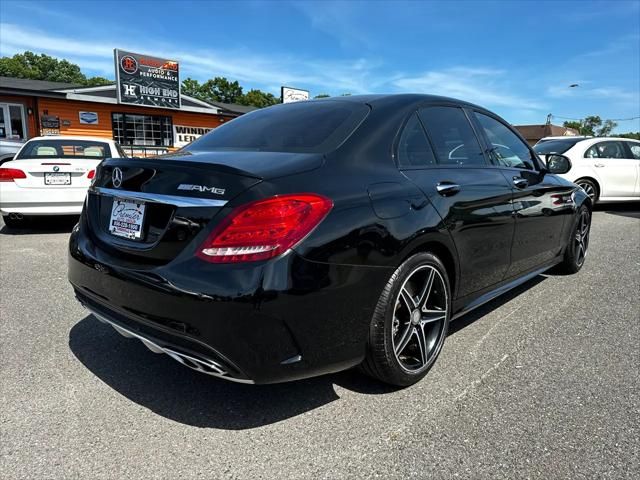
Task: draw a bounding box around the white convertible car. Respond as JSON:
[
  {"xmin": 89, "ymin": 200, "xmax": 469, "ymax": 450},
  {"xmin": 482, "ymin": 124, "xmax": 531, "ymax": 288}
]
[
  {"xmin": 0, "ymin": 136, "xmax": 127, "ymax": 228},
  {"xmin": 534, "ymin": 137, "xmax": 640, "ymax": 203}
]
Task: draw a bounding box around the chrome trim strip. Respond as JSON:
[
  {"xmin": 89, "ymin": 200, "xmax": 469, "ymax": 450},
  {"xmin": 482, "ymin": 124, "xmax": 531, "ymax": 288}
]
[
  {"xmin": 84, "ymin": 305, "xmax": 254, "ymax": 384},
  {"xmin": 92, "ymin": 187, "xmax": 227, "ymax": 208}
]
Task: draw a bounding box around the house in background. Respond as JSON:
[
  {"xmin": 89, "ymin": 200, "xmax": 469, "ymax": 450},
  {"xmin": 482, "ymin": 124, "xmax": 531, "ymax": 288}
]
[
  {"xmin": 0, "ymin": 76, "xmax": 254, "ymax": 156},
  {"xmin": 514, "ymin": 124, "xmax": 579, "ymax": 146}
]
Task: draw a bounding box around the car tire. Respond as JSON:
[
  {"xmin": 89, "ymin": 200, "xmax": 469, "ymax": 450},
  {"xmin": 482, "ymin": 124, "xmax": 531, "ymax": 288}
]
[
  {"xmin": 361, "ymin": 252, "xmax": 451, "ymax": 387},
  {"xmin": 556, "ymin": 205, "xmax": 591, "ymax": 274},
  {"xmin": 575, "ymin": 178, "xmax": 599, "ymax": 203},
  {"xmin": 2, "ymin": 215, "xmax": 25, "ymax": 229}
]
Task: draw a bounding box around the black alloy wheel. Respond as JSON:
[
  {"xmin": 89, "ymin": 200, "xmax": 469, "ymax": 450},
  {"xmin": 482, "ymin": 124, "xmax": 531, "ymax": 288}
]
[
  {"xmin": 557, "ymin": 205, "xmax": 591, "ymax": 274},
  {"xmin": 362, "ymin": 252, "xmax": 451, "ymax": 386},
  {"xmin": 573, "ymin": 207, "xmax": 591, "ymax": 268}
]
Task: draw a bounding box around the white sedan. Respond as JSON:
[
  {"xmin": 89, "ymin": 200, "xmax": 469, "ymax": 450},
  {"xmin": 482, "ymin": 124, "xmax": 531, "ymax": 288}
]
[
  {"xmin": 534, "ymin": 137, "xmax": 640, "ymax": 203},
  {"xmin": 0, "ymin": 136, "xmax": 127, "ymax": 228}
]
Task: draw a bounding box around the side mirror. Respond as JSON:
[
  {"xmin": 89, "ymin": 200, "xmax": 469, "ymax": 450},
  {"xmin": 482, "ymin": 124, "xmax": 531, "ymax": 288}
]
[{"xmin": 546, "ymin": 154, "xmax": 572, "ymax": 174}]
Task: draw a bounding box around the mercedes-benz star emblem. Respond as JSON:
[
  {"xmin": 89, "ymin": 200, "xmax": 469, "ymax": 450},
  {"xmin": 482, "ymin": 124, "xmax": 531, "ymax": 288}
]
[{"xmin": 112, "ymin": 167, "xmax": 123, "ymax": 188}]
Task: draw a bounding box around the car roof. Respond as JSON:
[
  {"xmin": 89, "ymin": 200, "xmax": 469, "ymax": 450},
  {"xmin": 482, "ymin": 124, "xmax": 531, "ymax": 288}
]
[
  {"xmin": 26, "ymin": 135, "xmax": 115, "ymax": 143},
  {"xmin": 572, "ymin": 137, "xmax": 640, "ymax": 145},
  {"xmin": 310, "ymin": 93, "xmax": 490, "ymax": 111}
]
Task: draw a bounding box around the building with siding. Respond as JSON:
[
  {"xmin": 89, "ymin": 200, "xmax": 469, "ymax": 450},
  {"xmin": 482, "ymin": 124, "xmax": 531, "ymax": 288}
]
[
  {"xmin": 514, "ymin": 123, "xmax": 579, "ymax": 146},
  {"xmin": 0, "ymin": 76, "xmax": 255, "ymax": 156}
]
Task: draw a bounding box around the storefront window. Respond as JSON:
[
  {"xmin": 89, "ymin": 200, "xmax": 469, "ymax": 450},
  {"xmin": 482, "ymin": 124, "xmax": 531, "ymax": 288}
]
[
  {"xmin": 112, "ymin": 112, "xmax": 173, "ymax": 147},
  {"xmin": 0, "ymin": 103, "xmax": 27, "ymax": 140}
]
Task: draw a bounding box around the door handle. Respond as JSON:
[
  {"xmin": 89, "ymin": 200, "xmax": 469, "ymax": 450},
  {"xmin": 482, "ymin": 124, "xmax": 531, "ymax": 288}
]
[
  {"xmin": 436, "ymin": 182, "xmax": 461, "ymax": 196},
  {"xmin": 513, "ymin": 176, "xmax": 529, "ymax": 189},
  {"xmin": 594, "ymin": 163, "xmax": 605, "ymax": 168}
]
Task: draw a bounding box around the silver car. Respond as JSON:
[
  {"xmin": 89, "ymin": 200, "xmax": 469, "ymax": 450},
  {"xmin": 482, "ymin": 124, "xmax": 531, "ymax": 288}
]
[{"xmin": 0, "ymin": 139, "xmax": 24, "ymax": 166}]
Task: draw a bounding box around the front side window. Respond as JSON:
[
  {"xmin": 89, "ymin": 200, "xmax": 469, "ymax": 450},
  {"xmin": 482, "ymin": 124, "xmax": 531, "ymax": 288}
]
[
  {"xmin": 474, "ymin": 112, "xmax": 535, "ymax": 169},
  {"xmin": 418, "ymin": 107, "xmax": 485, "ymax": 166},
  {"xmin": 585, "ymin": 141, "xmax": 627, "ymax": 159},
  {"xmin": 16, "ymin": 140, "xmax": 111, "ymax": 159},
  {"xmin": 112, "ymin": 113, "xmax": 173, "ymax": 147},
  {"xmin": 624, "ymin": 141, "xmax": 640, "ymax": 159},
  {"xmin": 397, "ymin": 114, "xmax": 437, "ymax": 168}
]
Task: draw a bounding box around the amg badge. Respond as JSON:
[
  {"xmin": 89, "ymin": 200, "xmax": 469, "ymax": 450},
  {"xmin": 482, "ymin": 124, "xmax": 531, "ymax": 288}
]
[{"xmin": 177, "ymin": 184, "xmax": 226, "ymax": 195}]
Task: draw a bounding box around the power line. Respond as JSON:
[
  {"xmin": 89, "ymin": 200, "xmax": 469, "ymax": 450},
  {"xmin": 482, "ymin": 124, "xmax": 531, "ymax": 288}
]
[{"xmin": 551, "ymin": 114, "xmax": 640, "ymax": 122}]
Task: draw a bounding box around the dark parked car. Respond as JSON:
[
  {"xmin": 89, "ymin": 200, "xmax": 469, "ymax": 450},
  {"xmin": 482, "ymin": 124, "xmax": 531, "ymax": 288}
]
[{"xmin": 68, "ymin": 95, "xmax": 591, "ymax": 386}]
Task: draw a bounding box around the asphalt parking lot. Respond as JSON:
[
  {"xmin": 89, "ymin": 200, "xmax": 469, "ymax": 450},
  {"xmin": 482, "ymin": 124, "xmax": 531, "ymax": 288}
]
[{"xmin": 1, "ymin": 205, "xmax": 639, "ymax": 479}]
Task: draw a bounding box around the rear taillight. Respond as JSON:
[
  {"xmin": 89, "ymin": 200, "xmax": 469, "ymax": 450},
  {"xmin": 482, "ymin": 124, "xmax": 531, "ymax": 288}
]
[
  {"xmin": 87, "ymin": 169, "xmax": 95, "ymax": 179},
  {"xmin": 0, "ymin": 168, "xmax": 27, "ymax": 182},
  {"xmin": 197, "ymin": 193, "xmax": 333, "ymax": 263}
]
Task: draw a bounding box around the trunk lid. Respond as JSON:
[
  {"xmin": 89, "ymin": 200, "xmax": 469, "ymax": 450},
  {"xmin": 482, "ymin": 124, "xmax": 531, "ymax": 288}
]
[
  {"xmin": 6, "ymin": 158, "xmax": 99, "ymax": 189},
  {"xmin": 86, "ymin": 151, "xmax": 322, "ymax": 264}
]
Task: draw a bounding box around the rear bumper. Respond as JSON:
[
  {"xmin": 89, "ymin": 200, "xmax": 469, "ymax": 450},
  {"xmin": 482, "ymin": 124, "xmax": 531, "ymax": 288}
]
[
  {"xmin": 68, "ymin": 225, "xmax": 393, "ymax": 384},
  {"xmin": 0, "ymin": 183, "xmax": 86, "ymax": 215}
]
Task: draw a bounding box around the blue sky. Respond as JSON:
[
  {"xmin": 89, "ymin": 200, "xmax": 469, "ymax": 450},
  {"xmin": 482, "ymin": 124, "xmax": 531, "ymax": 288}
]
[{"xmin": 1, "ymin": 0, "xmax": 639, "ymax": 130}]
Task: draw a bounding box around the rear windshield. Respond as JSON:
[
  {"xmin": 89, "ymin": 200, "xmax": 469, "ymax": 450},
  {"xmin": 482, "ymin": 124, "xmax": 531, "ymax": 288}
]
[
  {"xmin": 16, "ymin": 139, "xmax": 112, "ymax": 160},
  {"xmin": 533, "ymin": 138, "xmax": 583, "ymax": 155},
  {"xmin": 185, "ymin": 101, "xmax": 370, "ymax": 154}
]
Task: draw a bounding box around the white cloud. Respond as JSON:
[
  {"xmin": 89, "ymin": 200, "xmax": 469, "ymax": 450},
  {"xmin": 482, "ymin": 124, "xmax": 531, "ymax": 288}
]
[
  {"xmin": 393, "ymin": 67, "xmax": 547, "ymax": 110},
  {"xmin": 292, "ymin": 1, "xmax": 373, "ymax": 49},
  {"xmin": 0, "ymin": 22, "xmax": 381, "ymax": 94},
  {"xmin": 547, "ymin": 84, "xmax": 638, "ymax": 102}
]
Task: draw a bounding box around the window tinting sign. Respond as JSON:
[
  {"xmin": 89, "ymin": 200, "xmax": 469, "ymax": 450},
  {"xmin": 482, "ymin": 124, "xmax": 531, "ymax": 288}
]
[{"xmin": 114, "ymin": 49, "xmax": 180, "ymax": 109}]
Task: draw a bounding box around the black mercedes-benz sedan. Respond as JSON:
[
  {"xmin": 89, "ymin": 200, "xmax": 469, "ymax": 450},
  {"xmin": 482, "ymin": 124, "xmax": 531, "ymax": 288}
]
[{"xmin": 68, "ymin": 94, "xmax": 591, "ymax": 386}]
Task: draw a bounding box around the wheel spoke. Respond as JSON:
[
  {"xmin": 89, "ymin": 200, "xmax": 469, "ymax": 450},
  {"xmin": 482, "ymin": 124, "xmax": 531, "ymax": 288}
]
[
  {"xmin": 394, "ymin": 325, "xmax": 414, "ymax": 355},
  {"xmin": 414, "ymin": 326, "xmax": 429, "ymax": 365},
  {"xmin": 399, "ymin": 287, "xmax": 416, "ymax": 311},
  {"xmin": 422, "ymin": 311, "xmax": 446, "ymax": 324},
  {"xmin": 417, "ymin": 269, "xmax": 435, "ymax": 309}
]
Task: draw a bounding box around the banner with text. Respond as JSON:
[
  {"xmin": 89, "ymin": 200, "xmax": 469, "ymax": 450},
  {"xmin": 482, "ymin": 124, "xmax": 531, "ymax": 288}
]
[
  {"xmin": 115, "ymin": 49, "xmax": 180, "ymax": 109},
  {"xmin": 173, "ymin": 125, "xmax": 213, "ymax": 148}
]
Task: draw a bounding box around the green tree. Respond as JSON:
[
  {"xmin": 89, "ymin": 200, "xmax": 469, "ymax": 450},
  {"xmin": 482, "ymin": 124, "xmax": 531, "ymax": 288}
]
[
  {"xmin": 597, "ymin": 119, "xmax": 617, "ymax": 137},
  {"xmin": 314, "ymin": 93, "xmax": 331, "ymax": 99},
  {"xmin": 0, "ymin": 51, "xmax": 110, "ymax": 86},
  {"xmin": 562, "ymin": 120, "xmax": 582, "ymax": 132},
  {"xmin": 200, "ymin": 77, "xmax": 243, "ymax": 103},
  {"xmin": 617, "ymin": 132, "xmax": 640, "ymax": 140},
  {"xmin": 181, "ymin": 77, "xmax": 204, "ymax": 99},
  {"xmin": 563, "ymin": 116, "xmax": 618, "ymax": 136},
  {"xmin": 239, "ymin": 89, "xmax": 279, "ymax": 108},
  {"xmin": 83, "ymin": 76, "xmax": 112, "ymax": 87}
]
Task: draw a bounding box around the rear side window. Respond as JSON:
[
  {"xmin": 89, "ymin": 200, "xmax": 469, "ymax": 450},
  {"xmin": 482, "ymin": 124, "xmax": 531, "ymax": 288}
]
[
  {"xmin": 418, "ymin": 107, "xmax": 485, "ymax": 166},
  {"xmin": 16, "ymin": 140, "xmax": 111, "ymax": 160},
  {"xmin": 474, "ymin": 112, "xmax": 535, "ymax": 170},
  {"xmin": 185, "ymin": 101, "xmax": 369, "ymax": 154},
  {"xmin": 626, "ymin": 142, "xmax": 640, "ymax": 159},
  {"xmin": 534, "ymin": 138, "xmax": 582, "ymax": 155},
  {"xmin": 115, "ymin": 142, "xmax": 129, "ymax": 158},
  {"xmin": 397, "ymin": 114, "xmax": 437, "ymax": 168}
]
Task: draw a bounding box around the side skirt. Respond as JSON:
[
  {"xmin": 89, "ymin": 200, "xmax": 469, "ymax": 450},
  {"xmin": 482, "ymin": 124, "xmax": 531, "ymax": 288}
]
[{"xmin": 451, "ymin": 257, "xmax": 562, "ymax": 321}]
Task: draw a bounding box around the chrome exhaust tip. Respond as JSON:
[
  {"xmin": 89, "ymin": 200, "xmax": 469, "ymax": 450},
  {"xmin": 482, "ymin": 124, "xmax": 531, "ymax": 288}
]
[{"xmin": 86, "ymin": 306, "xmax": 253, "ymax": 384}]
